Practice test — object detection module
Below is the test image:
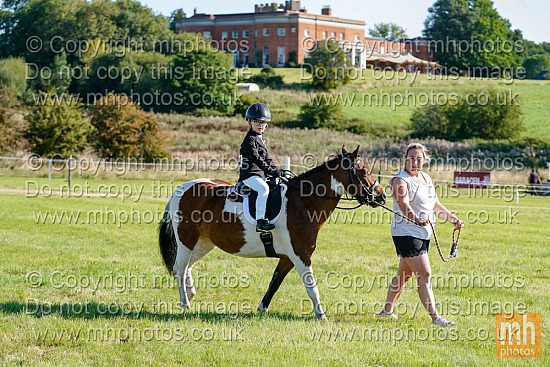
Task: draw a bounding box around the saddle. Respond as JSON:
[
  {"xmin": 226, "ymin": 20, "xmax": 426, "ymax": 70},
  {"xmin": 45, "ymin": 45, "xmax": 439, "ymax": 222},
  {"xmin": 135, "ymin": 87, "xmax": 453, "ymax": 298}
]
[
  {"xmin": 232, "ymin": 177, "xmax": 288, "ymax": 258},
  {"xmin": 233, "ymin": 177, "xmax": 286, "ymax": 224}
]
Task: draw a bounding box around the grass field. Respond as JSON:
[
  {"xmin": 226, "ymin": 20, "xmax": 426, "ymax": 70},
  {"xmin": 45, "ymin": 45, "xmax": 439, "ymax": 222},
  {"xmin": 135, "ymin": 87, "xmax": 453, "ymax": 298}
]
[
  {"xmin": 1, "ymin": 173, "xmax": 549, "ymax": 366},
  {"xmin": 246, "ymin": 68, "xmax": 550, "ymax": 139}
]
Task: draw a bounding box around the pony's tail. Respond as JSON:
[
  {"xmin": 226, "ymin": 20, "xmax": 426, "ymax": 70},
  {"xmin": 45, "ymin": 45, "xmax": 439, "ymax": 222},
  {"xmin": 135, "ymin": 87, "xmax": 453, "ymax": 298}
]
[{"xmin": 159, "ymin": 200, "xmax": 177, "ymax": 273}]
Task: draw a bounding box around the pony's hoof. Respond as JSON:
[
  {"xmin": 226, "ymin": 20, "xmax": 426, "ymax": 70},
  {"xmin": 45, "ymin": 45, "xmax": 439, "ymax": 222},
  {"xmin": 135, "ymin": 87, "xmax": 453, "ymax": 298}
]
[
  {"xmin": 316, "ymin": 314, "xmax": 328, "ymax": 322},
  {"xmin": 178, "ymin": 302, "xmax": 191, "ymax": 309},
  {"xmin": 257, "ymin": 303, "xmax": 268, "ymax": 312}
]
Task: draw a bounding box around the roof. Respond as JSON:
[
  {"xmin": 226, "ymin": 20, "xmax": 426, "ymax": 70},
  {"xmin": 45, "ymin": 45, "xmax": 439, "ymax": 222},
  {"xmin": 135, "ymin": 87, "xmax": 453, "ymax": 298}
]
[{"xmin": 366, "ymin": 52, "xmax": 440, "ymax": 65}]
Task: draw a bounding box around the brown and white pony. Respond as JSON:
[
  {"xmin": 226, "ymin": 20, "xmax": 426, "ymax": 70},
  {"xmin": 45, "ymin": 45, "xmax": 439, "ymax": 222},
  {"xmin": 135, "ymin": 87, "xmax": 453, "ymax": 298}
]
[{"xmin": 159, "ymin": 146, "xmax": 386, "ymax": 319}]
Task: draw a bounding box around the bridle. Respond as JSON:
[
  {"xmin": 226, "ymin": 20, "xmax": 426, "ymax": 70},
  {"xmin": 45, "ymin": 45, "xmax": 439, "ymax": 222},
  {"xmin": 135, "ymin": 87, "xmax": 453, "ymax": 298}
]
[
  {"xmin": 344, "ymin": 157, "xmax": 380, "ymax": 206},
  {"xmin": 283, "ymin": 155, "xmax": 382, "ymax": 209}
]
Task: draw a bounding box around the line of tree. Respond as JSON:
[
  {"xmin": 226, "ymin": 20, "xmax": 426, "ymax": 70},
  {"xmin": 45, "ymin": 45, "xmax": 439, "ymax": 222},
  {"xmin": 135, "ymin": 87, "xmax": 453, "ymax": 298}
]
[{"xmin": 423, "ymin": 0, "xmax": 550, "ymax": 77}]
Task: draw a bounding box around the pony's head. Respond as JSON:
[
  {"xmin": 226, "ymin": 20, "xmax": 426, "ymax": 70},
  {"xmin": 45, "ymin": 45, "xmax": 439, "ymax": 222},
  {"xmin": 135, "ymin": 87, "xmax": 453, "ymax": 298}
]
[{"xmin": 336, "ymin": 145, "xmax": 386, "ymax": 207}]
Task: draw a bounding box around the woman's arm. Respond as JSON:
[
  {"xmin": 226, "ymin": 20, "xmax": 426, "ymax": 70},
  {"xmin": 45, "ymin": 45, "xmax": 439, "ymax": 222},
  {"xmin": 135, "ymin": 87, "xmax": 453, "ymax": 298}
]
[
  {"xmin": 434, "ymin": 198, "xmax": 464, "ymax": 230},
  {"xmin": 392, "ymin": 177, "xmax": 429, "ymax": 226}
]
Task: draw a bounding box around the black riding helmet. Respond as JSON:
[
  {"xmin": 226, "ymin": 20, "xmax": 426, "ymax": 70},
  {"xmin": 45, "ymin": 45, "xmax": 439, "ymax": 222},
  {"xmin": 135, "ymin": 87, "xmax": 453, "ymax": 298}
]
[{"xmin": 245, "ymin": 102, "xmax": 271, "ymax": 122}]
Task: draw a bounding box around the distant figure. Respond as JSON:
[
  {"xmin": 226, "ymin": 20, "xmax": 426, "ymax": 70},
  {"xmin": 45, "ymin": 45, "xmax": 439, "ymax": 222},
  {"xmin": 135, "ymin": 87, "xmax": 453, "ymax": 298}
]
[
  {"xmin": 529, "ymin": 168, "xmax": 542, "ymax": 196},
  {"xmin": 529, "ymin": 169, "xmax": 542, "ymax": 185}
]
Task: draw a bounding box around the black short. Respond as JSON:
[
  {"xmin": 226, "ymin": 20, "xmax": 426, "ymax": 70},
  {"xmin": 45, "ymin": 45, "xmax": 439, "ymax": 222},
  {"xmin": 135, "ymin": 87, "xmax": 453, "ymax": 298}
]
[{"xmin": 392, "ymin": 236, "xmax": 430, "ymax": 258}]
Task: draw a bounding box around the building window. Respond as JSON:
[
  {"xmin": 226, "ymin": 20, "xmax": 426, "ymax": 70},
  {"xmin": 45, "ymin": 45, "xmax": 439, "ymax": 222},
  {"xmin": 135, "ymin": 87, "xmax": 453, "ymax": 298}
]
[
  {"xmin": 322, "ymin": 31, "xmax": 327, "ymax": 39},
  {"xmin": 291, "ymin": 27, "xmax": 296, "ymax": 33},
  {"xmin": 232, "ymin": 30, "xmax": 238, "ymax": 38},
  {"xmin": 278, "ymin": 28, "xmax": 286, "ymax": 36},
  {"xmin": 380, "ymin": 46, "xmax": 385, "ymax": 54},
  {"xmin": 243, "ymin": 30, "xmax": 249, "ymax": 38},
  {"xmin": 263, "ymin": 28, "xmax": 270, "ymax": 36},
  {"xmin": 428, "ymin": 49, "xmax": 434, "ymax": 58},
  {"xmin": 243, "ymin": 52, "xmax": 249, "ymax": 65},
  {"xmin": 304, "ymin": 29, "xmax": 310, "ymax": 36},
  {"xmin": 255, "ymin": 29, "xmax": 258, "ymax": 37},
  {"xmin": 202, "ymin": 31, "xmax": 211, "ymax": 38},
  {"xmin": 331, "ymin": 32, "xmax": 336, "ymax": 38},
  {"xmin": 340, "ymin": 32, "xmax": 344, "ymax": 40},
  {"xmin": 263, "ymin": 46, "xmax": 269, "ymax": 66},
  {"xmin": 278, "ymin": 46, "xmax": 286, "ymax": 66},
  {"xmin": 221, "ymin": 31, "xmax": 228, "ymax": 39},
  {"xmin": 355, "ymin": 34, "xmax": 360, "ymax": 42}
]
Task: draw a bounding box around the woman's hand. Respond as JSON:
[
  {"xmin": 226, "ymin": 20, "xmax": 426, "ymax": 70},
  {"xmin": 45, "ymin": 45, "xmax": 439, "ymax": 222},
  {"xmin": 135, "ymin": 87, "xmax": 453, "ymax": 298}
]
[
  {"xmin": 450, "ymin": 216, "xmax": 464, "ymax": 230},
  {"xmin": 415, "ymin": 217, "xmax": 430, "ymax": 226}
]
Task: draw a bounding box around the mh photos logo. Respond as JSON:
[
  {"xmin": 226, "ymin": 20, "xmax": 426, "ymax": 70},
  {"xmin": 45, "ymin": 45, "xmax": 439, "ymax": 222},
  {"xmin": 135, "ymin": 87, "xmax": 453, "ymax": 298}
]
[{"xmin": 495, "ymin": 313, "xmax": 541, "ymax": 358}]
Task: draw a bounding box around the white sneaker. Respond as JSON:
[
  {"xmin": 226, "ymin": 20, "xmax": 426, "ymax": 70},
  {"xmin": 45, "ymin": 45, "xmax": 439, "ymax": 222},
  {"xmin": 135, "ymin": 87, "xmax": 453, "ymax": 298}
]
[
  {"xmin": 432, "ymin": 317, "xmax": 455, "ymax": 327},
  {"xmin": 376, "ymin": 310, "xmax": 398, "ymax": 320}
]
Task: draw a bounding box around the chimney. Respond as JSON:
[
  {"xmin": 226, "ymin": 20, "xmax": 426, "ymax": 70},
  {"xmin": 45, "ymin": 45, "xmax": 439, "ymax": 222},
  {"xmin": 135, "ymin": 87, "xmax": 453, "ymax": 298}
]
[
  {"xmin": 194, "ymin": 7, "xmax": 197, "ymax": 15},
  {"xmin": 321, "ymin": 5, "xmax": 331, "ymax": 16}
]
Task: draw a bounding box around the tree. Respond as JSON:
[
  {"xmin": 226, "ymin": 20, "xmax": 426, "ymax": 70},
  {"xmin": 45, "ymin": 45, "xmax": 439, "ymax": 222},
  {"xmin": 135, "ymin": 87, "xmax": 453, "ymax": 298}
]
[
  {"xmin": 25, "ymin": 91, "xmax": 91, "ymax": 156},
  {"xmin": 78, "ymin": 51, "xmax": 172, "ymax": 111},
  {"xmin": 0, "ymin": 87, "xmax": 26, "ymax": 154},
  {"xmin": 411, "ymin": 89, "xmax": 522, "ymax": 140},
  {"xmin": 468, "ymin": 0, "xmax": 522, "ymax": 73},
  {"xmin": 424, "ymin": 0, "xmax": 521, "ymax": 72},
  {"xmin": 168, "ymin": 46, "xmax": 236, "ymax": 113},
  {"xmin": 368, "ymin": 23, "xmax": 408, "ymax": 40},
  {"xmin": 423, "ymin": 0, "xmax": 480, "ymax": 70},
  {"xmin": 89, "ymin": 94, "xmax": 168, "ymax": 160},
  {"xmin": 169, "ymin": 8, "xmax": 186, "ymax": 32},
  {"xmin": 522, "ymin": 55, "xmax": 550, "ymax": 79},
  {"xmin": 304, "ymin": 40, "xmax": 352, "ymax": 90},
  {"xmin": 0, "ymin": 57, "xmax": 27, "ymax": 99},
  {"xmin": 298, "ymin": 100, "xmax": 343, "ymax": 129}
]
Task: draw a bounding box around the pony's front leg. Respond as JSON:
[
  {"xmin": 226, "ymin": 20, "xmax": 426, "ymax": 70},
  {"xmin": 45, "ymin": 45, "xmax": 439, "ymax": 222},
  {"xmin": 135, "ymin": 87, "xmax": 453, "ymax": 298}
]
[{"xmin": 292, "ymin": 259, "xmax": 327, "ymax": 320}]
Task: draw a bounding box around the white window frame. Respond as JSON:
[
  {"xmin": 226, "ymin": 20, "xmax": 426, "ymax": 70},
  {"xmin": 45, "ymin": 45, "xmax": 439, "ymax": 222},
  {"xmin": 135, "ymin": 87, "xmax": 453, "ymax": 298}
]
[
  {"xmin": 278, "ymin": 28, "xmax": 286, "ymax": 36},
  {"xmin": 221, "ymin": 31, "xmax": 228, "ymax": 39},
  {"xmin": 340, "ymin": 32, "xmax": 344, "ymax": 40},
  {"xmin": 291, "ymin": 27, "xmax": 296, "ymax": 33},
  {"xmin": 263, "ymin": 28, "xmax": 270, "ymax": 36},
  {"xmin": 232, "ymin": 30, "xmax": 238, "ymax": 38},
  {"xmin": 278, "ymin": 46, "xmax": 286, "ymax": 66},
  {"xmin": 304, "ymin": 29, "xmax": 310, "ymax": 36},
  {"xmin": 202, "ymin": 31, "xmax": 211, "ymax": 38},
  {"xmin": 322, "ymin": 31, "xmax": 327, "ymax": 39},
  {"xmin": 243, "ymin": 30, "xmax": 249, "ymax": 38}
]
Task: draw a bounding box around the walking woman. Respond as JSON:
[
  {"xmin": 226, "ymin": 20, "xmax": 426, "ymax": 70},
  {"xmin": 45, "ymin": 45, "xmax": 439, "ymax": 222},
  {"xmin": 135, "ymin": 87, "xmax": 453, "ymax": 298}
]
[{"xmin": 377, "ymin": 143, "xmax": 463, "ymax": 326}]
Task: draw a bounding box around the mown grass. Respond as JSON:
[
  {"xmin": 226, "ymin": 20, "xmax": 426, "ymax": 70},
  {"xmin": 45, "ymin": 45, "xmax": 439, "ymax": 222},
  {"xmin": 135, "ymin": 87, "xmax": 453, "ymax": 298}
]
[{"xmin": 0, "ymin": 172, "xmax": 549, "ymax": 366}]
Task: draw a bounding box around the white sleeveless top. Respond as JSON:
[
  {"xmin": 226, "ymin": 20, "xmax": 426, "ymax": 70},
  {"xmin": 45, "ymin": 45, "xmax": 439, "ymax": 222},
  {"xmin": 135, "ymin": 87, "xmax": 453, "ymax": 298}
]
[{"xmin": 389, "ymin": 169, "xmax": 437, "ymax": 240}]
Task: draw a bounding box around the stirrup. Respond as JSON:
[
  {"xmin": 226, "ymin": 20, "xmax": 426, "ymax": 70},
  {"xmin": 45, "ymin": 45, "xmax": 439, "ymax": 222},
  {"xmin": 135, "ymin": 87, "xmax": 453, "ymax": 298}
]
[{"xmin": 256, "ymin": 219, "xmax": 274, "ymax": 232}]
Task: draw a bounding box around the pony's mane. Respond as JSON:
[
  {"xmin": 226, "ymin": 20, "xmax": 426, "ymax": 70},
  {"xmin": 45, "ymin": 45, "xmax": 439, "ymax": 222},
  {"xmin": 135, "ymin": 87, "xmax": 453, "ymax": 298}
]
[{"xmin": 289, "ymin": 154, "xmax": 342, "ymax": 183}]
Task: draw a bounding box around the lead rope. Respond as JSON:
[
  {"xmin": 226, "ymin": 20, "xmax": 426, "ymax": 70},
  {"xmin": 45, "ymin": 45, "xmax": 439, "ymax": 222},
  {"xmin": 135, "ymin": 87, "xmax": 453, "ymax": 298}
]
[{"xmin": 377, "ymin": 203, "xmax": 461, "ymax": 262}]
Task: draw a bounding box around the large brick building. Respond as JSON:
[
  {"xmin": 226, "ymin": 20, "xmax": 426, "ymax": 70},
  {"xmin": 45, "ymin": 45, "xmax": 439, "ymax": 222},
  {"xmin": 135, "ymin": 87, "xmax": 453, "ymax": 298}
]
[{"xmin": 175, "ymin": 1, "xmax": 435, "ymax": 69}]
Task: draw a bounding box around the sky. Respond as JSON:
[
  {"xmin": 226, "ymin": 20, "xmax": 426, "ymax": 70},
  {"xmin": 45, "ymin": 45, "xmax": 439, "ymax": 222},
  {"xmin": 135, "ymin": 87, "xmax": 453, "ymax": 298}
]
[{"xmin": 141, "ymin": 0, "xmax": 548, "ymax": 43}]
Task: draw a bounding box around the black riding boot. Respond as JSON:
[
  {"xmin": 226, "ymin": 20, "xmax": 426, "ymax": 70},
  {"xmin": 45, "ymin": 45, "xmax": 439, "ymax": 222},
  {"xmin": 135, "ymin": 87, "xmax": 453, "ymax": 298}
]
[{"xmin": 256, "ymin": 218, "xmax": 275, "ymax": 232}]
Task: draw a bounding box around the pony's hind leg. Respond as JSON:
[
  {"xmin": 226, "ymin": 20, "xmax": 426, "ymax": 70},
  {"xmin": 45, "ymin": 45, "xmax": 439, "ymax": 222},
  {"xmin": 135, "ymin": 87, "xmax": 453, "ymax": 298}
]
[
  {"xmin": 258, "ymin": 257, "xmax": 294, "ymax": 312},
  {"xmin": 173, "ymin": 243, "xmax": 193, "ymax": 308},
  {"xmin": 172, "ymin": 224, "xmax": 200, "ymax": 308},
  {"xmin": 185, "ymin": 236, "xmax": 216, "ymax": 303}
]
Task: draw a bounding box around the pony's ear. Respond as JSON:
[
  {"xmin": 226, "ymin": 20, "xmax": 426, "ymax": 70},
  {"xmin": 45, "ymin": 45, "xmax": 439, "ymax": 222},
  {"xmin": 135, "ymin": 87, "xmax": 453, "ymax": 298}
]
[
  {"xmin": 342, "ymin": 145, "xmax": 349, "ymax": 155},
  {"xmin": 351, "ymin": 146, "xmax": 360, "ymax": 160}
]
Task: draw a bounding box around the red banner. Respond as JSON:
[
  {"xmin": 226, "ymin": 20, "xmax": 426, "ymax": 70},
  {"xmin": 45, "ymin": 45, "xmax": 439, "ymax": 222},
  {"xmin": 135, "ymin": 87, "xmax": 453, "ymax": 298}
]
[{"xmin": 454, "ymin": 171, "xmax": 491, "ymax": 188}]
